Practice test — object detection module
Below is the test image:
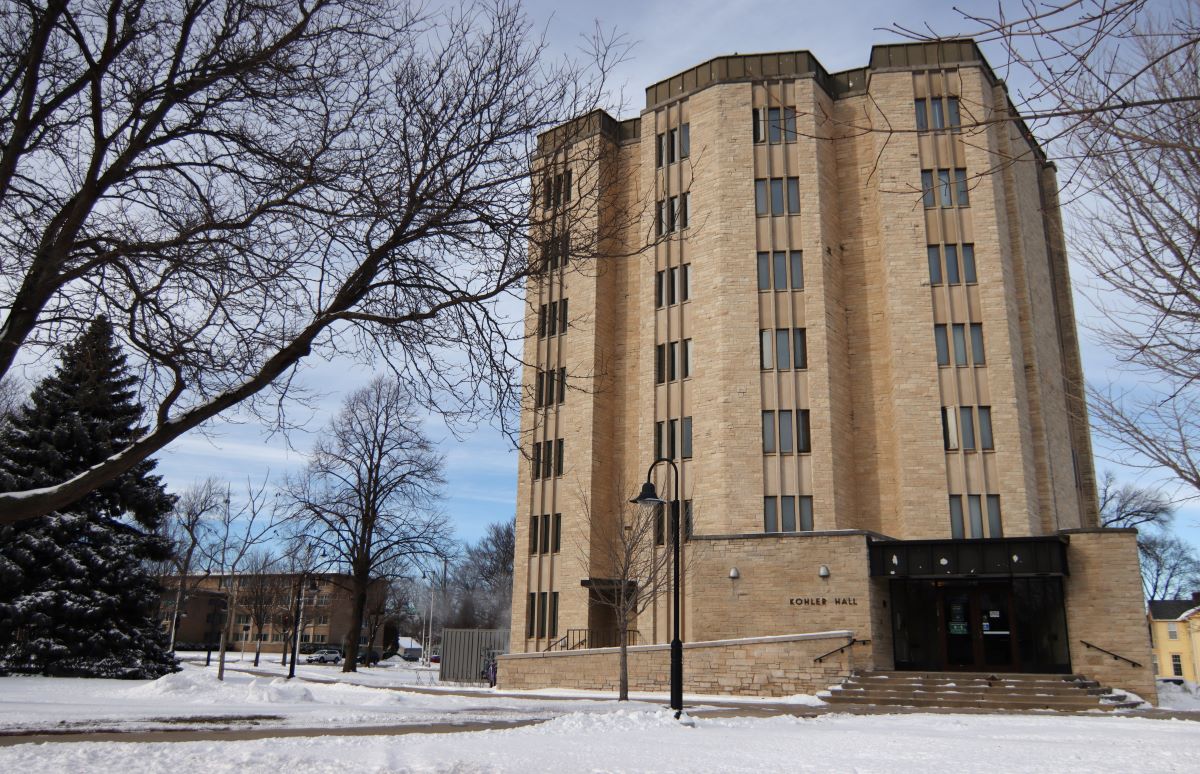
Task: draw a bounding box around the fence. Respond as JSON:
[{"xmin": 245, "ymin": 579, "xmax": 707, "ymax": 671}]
[{"xmin": 438, "ymin": 628, "xmax": 510, "ymax": 685}]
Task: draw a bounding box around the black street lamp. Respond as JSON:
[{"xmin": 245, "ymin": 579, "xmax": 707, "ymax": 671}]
[{"xmin": 631, "ymin": 457, "xmax": 683, "ymax": 717}]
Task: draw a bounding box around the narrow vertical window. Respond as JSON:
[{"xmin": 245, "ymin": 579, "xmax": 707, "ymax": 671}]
[
  {"xmin": 680, "ymin": 123, "xmax": 690, "ymax": 159},
  {"xmin": 755, "ymin": 180, "xmax": 768, "ymax": 216},
  {"xmin": 799, "ymin": 496, "xmax": 814, "ymax": 531},
  {"xmin": 776, "ymin": 329, "xmax": 791, "ymax": 370},
  {"xmin": 666, "ymin": 195, "xmax": 677, "ymax": 232},
  {"xmin": 752, "ymin": 108, "xmax": 763, "ymax": 143},
  {"xmin": 762, "ymin": 411, "xmax": 776, "ymax": 453},
  {"xmin": 962, "ymin": 244, "xmax": 977, "ymax": 283},
  {"xmin": 680, "ymin": 264, "xmax": 691, "ymax": 301},
  {"xmin": 667, "ymin": 128, "xmax": 678, "ymax": 164},
  {"xmin": 780, "ymin": 495, "xmax": 796, "ymax": 531},
  {"xmin": 967, "ymin": 495, "xmax": 983, "ymax": 538},
  {"xmin": 787, "ymin": 177, "xmax": 800, "ymax": 214},
  {"xmin": 656, "ymin": 200, "xmax": 665, "ymax": 236},
  {"xmin": 656, "ymin": 133, "xmax": 664, "ymax": 167},
  {"xmin": 914, "ymin": 98, "xmax": 928, "ymax": 131},
  {"xmin": 773, "ymin": 251, "xmax": 787, "ymax": 290},
  {"xmin": 537, "ymin": 592, "xmax": 547, "ymax": 638},
  {"xmin": 770, "ymin": 178, "xmax": 784, "ymax": 216},
  {"xmin": 682, "ymin": 339, "xmax": 692, "ymax": 379},
  {"xmin": 557, "ymin": 366, "xmax": 566, "ymax": 403},
  {"xmin": 541, "ymin": 513, "xmax": 550, "ymax": 553},
  {"xmin": 532, "ymin": 443, "xmax": 541, "ymax": 479},
  {"xmin": 563, "ymin": 170, "xmax": 572, "ymax": 202},
  {"xmin": 535, "ymin": 371, "xmax": 545, "ymax": 407},
  {"xmin": 527, "ymin": 593, "xmax": 536, "ymax": 637},
  {"xmin": 654, "ymin": 421, "xmax": 664, "ymax": 459},
  {"xmin": 986, "ymin": 496, "xmax": 1002, "ymax": 537},
  {"xmin": 681, "ymin": 416, "xmax": 692, "ymax": 459},
  {"xmin": 979, "ymin": 406, "xmax": 994, "ymax": 450},
  {"xmin": 793, "ymin": 328, "xmax": 807, "ymax": 369},
  {"xmin": 760, "ymin": 330, "xmax": 774, "ymax": 369},
  {"xmin": 668, "ymin": 418, "xmax": 678, "ymax": 459},
  {"xmin": 790, "ymin": 251, "xmax": 804, "ymax": 289},
  {"xmin": 654, "ymin": 503, "xmax": 665, "ymax": 546},
  {"xmin": 927, "ymin": 246, "xmax": 942, "ymax": 285},
  {"xmin": 544, "ymin": 369, "xmax": 555, "ymax": 406},
  {"xmin": 955, "ymin": 169, "xmax": 969, "ymax": 206},
  {"xmin": 949, "ymin": 496, "xmax": 964, "ymax": 539},
  {"xmin": 667, "ymin": 266, "xmax": 678, "ymax": 305},
  {"xmin": 529, "ymin": 515, "xmax": 538, "ymax": 554},
  {"xmin": 934, "ymin": 325, "xmax": 950, "ymax": 366},
  {"xmin": 947, "ymin": 97, "xmax": 961, "ymax": 130},
  {"xmin": 938, "ymin": 169, "xmax": 953, "ymax": 207},
  {"xmin": 931, "ymin": 97, "xmax": 945, "ymax": 129},
  {"xmin": 655, "ymin": 343, "xmax": 665, "ymax": 384},
  {"xmin": 681, "ymin": 192, "xmax": 690, "ymax": 229},
  {"xmin": 960, "ymin": 407, "xmax": 975, "ymax": 450},
  {"xmin": 942, "ymin": 407, "xmax": 959, "ymax": 450},
  {"xmin": 553, "ymin": 513, "xmax": 562, "ymax": 552},
  {"xmin": 537, "ymin": 304, "xmax": 547, "ymax": 338},
  {"xmin": 764, "ymin": 497, "xmax": 778, "ymax": 532},
  {"xmin": 784, "ymin": 107, "xmax": 797, "ymax": 141},
  {"xmin": 798, "ymin": 409, "xmax": 811, "ymax": 453},
  {"xmin": 549, "ymin": 592, "xmax": 559, "ymax": 638},
  {"xmin": 757, "ymin": 252, "xmax": 771, "ymax": 290},
  {"xmin": 542, "ymin": 440, "xmax": 553, "ymax": 478},
  {"xmin": 779, "ymin": 410, "xmax": 793, "ymax": 453},
  {"xmin": 768, "ymin": 107, "xmax": 782, "ymax": 143},
  {"xmin": 945, "ymin": 244, "xmax": 960, "ymax": 284},
  {"xmin": 921, "ymin": 171, "xmax": 935, "ymax": 208},
  {"xmin": 952, "ymin": 323, "xmax": 967, "ymax": 366},
  {"xmin": 559, "ymin": 299, "xmax": 568, "ymax": 334},
  {"xmin": 554, "ymin": 438, "xmax": 564, "ymax": 476},
  {"xmin": 655, "ymin": 270, "xmax": 665, "ymax": 308},
  {"xmin": 970, "ymin": 324, "xmax": 985, "ymax": 365},
  {"xmin": 668, "ymin": 341, "xmax": 678, "ymax": 381}
]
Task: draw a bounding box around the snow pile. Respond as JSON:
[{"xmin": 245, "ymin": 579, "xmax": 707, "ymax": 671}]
[
  {"xmin": 537, "ymin": 708, "xmax": 687, "ymax": 734},
  {"xmin": 1157, "ymin": 681, "xmax": 1200, "ymax": 712},
  {"xmin": 127, "ymin": 669, "xmax": 240, "ymax": 701},
  {"xmin": 245, "ymin": 678, "xmax": 314, "ymax": 704},
  {"xmin": 128, "ymin": 669, "xmax": 314, "ymax": 705}
]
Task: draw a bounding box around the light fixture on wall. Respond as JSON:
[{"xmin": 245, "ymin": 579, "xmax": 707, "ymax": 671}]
[
  {"xmin": 729, "ymin": 567, "xmax": 740, "ymax": 580},
  {"xmin": 818, "ymin": 565, "xmax": 830, "ymax": 578}
]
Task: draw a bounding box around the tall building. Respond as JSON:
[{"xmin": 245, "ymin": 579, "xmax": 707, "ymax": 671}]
[{"xmin": 504, "ymin": 41, "xmax": 1155, "ymax": 702}]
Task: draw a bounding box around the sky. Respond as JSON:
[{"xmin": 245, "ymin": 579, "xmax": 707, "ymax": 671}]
[{"xmin": 142, "ymin": 0, "xmax": 1200, "ymax": 552}]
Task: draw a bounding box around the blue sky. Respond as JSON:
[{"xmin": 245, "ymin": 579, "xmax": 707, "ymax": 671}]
[{"xmin": 150, "ymin": 0, "xmax": 1198, "ymax": 550}]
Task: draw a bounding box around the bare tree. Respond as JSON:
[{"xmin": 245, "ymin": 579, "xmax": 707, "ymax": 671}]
[
  {"xmin": 578, "ymin": 486, "xmax": 677, "ymax": 702},
  {"xmin": 1098, "ymin": 472, "xmax": 1176, "ymax": 530},
  {"xmin": 1139, "ymin": 532, "xmax": 1200, "ymax": 600},
  {"xmin": 201, "ymin": 479, "xmax": 282, "ymax": 680},
  {"xmin": 240, "ymin": 550, "xmax": 284, "ymax": 667},
  {"xmin": 0, "ymin": 376, "xmax": 22, "ymax": 425},
  {"xmin": 0, "ymin": 0, "xmax": 627, "ymax": 523},
  {"xmin": 449, "ymin": 519, "xmax": 515, "ymax": 629},
  {"xmin": 285, "ymin": 377, "xmax": 451, "ymax": 672},
  {"xmin": 158, "ymin": 479, "xmax": 224, "ymax": 651}
]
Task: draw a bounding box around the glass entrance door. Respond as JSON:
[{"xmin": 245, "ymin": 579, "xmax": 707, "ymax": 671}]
[{"xmin": 940, "ymin": 582, "xmax": 1016, "ymax": 671}]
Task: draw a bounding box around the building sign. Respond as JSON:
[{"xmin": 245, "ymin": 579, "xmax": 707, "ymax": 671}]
[{"xmin": 788, "ymin": 596, "xmax": 858, "ymax": 606}]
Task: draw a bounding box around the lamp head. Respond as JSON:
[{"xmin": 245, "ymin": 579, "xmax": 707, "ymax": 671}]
[{"xmin": 630, "ymin": 480, "xmax": 666, "ymax": 506}]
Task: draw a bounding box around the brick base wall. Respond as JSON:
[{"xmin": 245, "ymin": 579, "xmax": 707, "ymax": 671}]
[{"xmin": 498, "ymin": 631, "xmax": 860, "ymax": 697}]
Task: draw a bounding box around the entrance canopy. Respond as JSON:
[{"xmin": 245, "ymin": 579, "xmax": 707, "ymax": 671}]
[{"xmin": 869, "ymin": 536, "xmax": 1068, "ymax": 579}]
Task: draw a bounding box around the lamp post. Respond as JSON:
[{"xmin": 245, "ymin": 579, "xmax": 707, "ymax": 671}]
[{"xmin": 631, "ymin": 456, "xmax": 683, "ymax": 717}]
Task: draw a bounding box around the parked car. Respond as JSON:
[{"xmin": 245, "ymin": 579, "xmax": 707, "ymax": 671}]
[
  {"xmin": 306, "ymin": 649, "xmax": 342, "ymax": 664},
  {"xmin": 357, "ymin": 649, "xmax": 381, "ymax": 666},
  {"xmin": 400, "ymin": 651, "xmax": 420, "ymax": 662}
]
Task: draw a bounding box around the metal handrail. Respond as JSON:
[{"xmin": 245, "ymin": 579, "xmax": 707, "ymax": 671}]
[
  {"xmin": 545, "ymin": 629, "xmax": 639, "ymax": 652},
  {"xmin": 1080, "ymin": 640, "xmax": 1142, "ymax": 668},
  {"xmin": 814, "ymin": 637, "xmax": 870, "ymax": 664},
  {"xmin": 543, "ymin": 635, "xmax": 568, "ymax": 652}
]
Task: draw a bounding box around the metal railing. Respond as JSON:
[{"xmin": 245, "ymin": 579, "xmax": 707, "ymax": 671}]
[
  {"xmin": 814, "ymin": 637, "xmax": 870, "ymax": 664},
  {"xmin": 545, "ymin": 629, "xmax": 640, "ymax": 652},
  {"xmin": 1080, "ymin": 640, "xmax": 1142, "ymax": 668}
]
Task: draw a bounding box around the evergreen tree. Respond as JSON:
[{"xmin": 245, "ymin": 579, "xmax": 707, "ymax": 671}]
[{"xmin": 0, "ymin": 318, "xmax": 178, "ymax": 678}]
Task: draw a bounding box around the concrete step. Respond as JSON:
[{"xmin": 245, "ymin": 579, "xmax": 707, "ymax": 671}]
[
  {"xmin": 834, "ymin": 684, "xmax": 1110, "ymax": 698},
  {"xmin": 829, "ymin": 670, "xmax": 1132, "ymax": 713},
  {"xmin": 823, "ymin": 692, "xmax": 1122, "ymax": 711}
]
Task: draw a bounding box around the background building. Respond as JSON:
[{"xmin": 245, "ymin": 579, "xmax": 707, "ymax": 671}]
[
  {"xmin": 161, "ymin": 573, "xmax": 388, "ymax": 653},
  {"xmin": 503, "ymin": 40, "xmax": 1156, "ymax": 702},
  {"xmin": 1149, "ymin": 594, "xmax": 1200, "ymax": 684}
]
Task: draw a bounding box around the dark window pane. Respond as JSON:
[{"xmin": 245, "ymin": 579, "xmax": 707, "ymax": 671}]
[
  {"xmin": 668, "ymin": 267, "xmax": 678, "ymax": 305},
  {"xmin": 681, "ymin": 192, "xmax": 689, "ymax": 229},
  {"xmin": 558, "ymin": 367, "xmax": 566, "ymax": 403},
  {"xmin": 952, "ymin": 324, "xmax": 967, "ymax": 366},
  {"xmin": 927, "ymin": 246, "xmax": 942, "ymax": 284},
  {"xmin": 544, "ymin": 369, "xmax": 554, "ymax": 406},
  {"xmin": 555, "ymin": 438, "xmax": 564, "ymax": 476},
  {"xmin": 794, "ymin": 328, "xmax": 807, "ymax": 369},
  {"xmin": 968, "ymin": 495, "xmax": 983, "ymax": 538},
  {"xmin": 654, "ymin": 421, "xmax": 663, "ymax": 459},
  {"xmin": 987, "ymin": 495, "xmax": 1002, "ymax": 537},
  {"xmin": 656, "ymin": 343, "xmax": 665, "ymax": 384},
  {"xmin": 914, "ymin": 99, "xmax": 928, "ymax": 131},
  {"xmin": 527, "ymin": 594, "xmax": 535, "ymax": 637},
  {"xmin": 935, "ymin": 325, "xmax": 949, "ymax": 366},
  {"xmin": 668, "ymin": 128, "xmax": 677, "ymax": 163},
  {"xmin": 776, "ymin": 329, "xmax": 791, "ymax": 369},
  {"xmin": 656, "ymin": 200, "xmax": 665, "ymax": 236},
  {"xmin": 681, "ymin": 416, "xmax": 692, "ymax": 459},
  {"xmin": 922, "ymin": 171, "xmax": 935, "ymax": 208},
  {"xmin": 529, "ymin": 515, "xmax": 538, "ymax": 554},
  {"xmin": 682, "ymin": 339, "xmax": 692, "ymax": 379},
  {"xmin": 535, "ymin": 371, "xmax": 544, "ymax": 407},
  {"xmin": 931, "ymin": 98, "xmax": 945, "ymax": 129},
  {"xmin": 559, "ymin": 299, "xmax": 568, "ymax": 334},
  {"xmin": 768, "ymin": 107, "xmax": 782, "ymax": 143},
  {"xmin": 656, "ymin": 133, "xmax": 664, "ymax": 167},
  {"xmin": 960, "ymin": 407, "xmax": 975, "ymax": 451},
  {"xmin": 779, "ymin": 410, "xmax": 793, "ymax": 454},
  {"xmin": 752, "ymin": 109, "xmax": 763, "ymax": 143},
  {"xmin": 668, "ymin": 418, "xmax": 677, "ymax": 459},
  {"xmin": 762, "ymin": 411, "xmax": 776, "ymax": 453},
  {"xmin": 680, "ymin": 123, "xmax": 690, "ymax": 158},
  {"xmin": 773, "ymin": 251, "xmax": 787, "ymax": 290},
  {"xmin": 798, "ymin": 409, "xmax": 811, "ymax": 453},
  {"xmin": 799, "ymin": 496, "xmax": 814, "ymax": 531},
  {"xmin": 764, "ymin": 497, "xmax": 777, "ymax": 532},
  {"xmin": 668, "ymin": 341, "xmax": 678, "ymax": 381},
  {"xmin": 971, "ymin": 323, "xmax": 985, "ymax": 365},
  {"xmin": 949, "ymin": 496, "xmax": 964, "ymax": 539},
  {"xmin": 656, "ymin": 270, "xmax": 665, "ymax": 308},
  {"xmin": 755, "ymin": 180, "xmax": 768, "ymax": 215},
  {"xmin": 538, "ymin": 592, "xmax": 547, "ymax": 637},
  {"xmin": 784, "ymin": 107, "xmax": 796, "ymax": 140},
  {"xmin": 790, "ymin": 252, "xmax": 804, "ymax": 289},
  {"xmin": 787, "ymin": 178, "xmax": 800, "ymax": 214},
  {"xmin": 549, "ymin": 592, "xmax": 559, "ymax": 637},
  {"xmin": 938, "ymin": 169, "xmax": 952, "ymax": 207},
  {"xmin": 760, "ymin": 330, "xmax": 773, "ymax": 369},
  {"xmin": 955, "ymin": 169, "xmax": 969, "ymax": 206},
  {"xmin": 979, "ymin": 406, "xmax": 994, "ymax": 450},
  {"xmin": 541, "ymin": 513, "xmax": 550, "ymax": 553},
  {"xmin": 945, "ymin": 244, "xmax": 960, "ymax": 284},
  {"xmin": 780, "ymin": 496, "xmax": 796, "ymax": 531},
  {"xmin": 532, "ymin": 443, "xmax": 540, "ymax": 479},
  {"xmin": 948, "ymin": 97, "xmax": 961, "ymax": 129},
  {"xmin": 962, "ymin": 244, "xmax": 977, "ymax": 283},
  {"xmin": 770, "ymin": 178, "xmax": 784, "ymax": 216},
  {"xmin": 757, "ymin": 253, "xmax": 770, "ymax": 290}
]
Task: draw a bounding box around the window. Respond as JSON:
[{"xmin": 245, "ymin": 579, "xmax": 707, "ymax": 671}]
[
  {"xmin": 680, "ymin": 263, "xmax": 691, "ymax": 301},
  {"xmin": 667, "ymin": 129, "xmax": 677, "ymax": 164},
  {"xmin": 656, "ymin": 200, "xmax": 666, "ymax": 236},
  {"xmin": 553, "ymin": 514, "xmax": 562, "ymax": 552},
  {"xmin": 914, "ymin": 98, "xmax": 928, "ymax": 131},
  {"xmin": 681, "ymin": 192, "xmax": 690, "ymax": 229},
  {"xmin": 935, "ymin": 325, "xmax": 950, "ymax": 366},
  {"xmin": 764, "ymin": 495, "xmax": 813, "ymax": 532},
  {"xmin": 1172, "ymin": 653, "xmax": 1183, "ymax": 676},
  {"xmin": 536, "ymin": 300, "xmax": 568, "ymax": 337},
  {"xmin": 528, "ymin": 515, "xmax": 538, "ymax": 554},
  {"xmin": 654, "ymin": 421, "xmax": 665, "ymax": 459},
  {"xmin": 752, "ymin": 108, "xmax": 763, "ymax": 143},
  {"xmin": 970, "ymin": 323, "xmax": 985, "ymax": 365},
  {"xmin": 656, "ymin": 270, "xmax": 665, "ymax": 308},
  {"xmin": 668, "ymin": 267, "xmax": 677, "ymax": 304},
  {"xmin": 657, "ymin": 196, "xmax": 690, "ymax": 234},
  {"xmin": 790, "ymin": 252, "xmax": 804, "ymax": 289},
  {"xmin": 534, "ymin": 371, "xmax": 544, "ymax": 407},
  {"xmin": 535, "ymin": 367, "xmax": 566, "ymax": 407},
  {"xmin": 775, "ymin": 329, "xmax": 791, "ymax": 370},
  {"xmin": 654, "ymin": 503, "xmax": 666, "ymax": 546},
  {"xmin": 979, "ymin": 406, "xmax": 994, "ymax": 450},
  {"xmin": 760, "ymin": 250, "xmax": 801, "ymax": 290},
  {"xmin": 773, "ymin": 251, "xmax": 787, "ymax": 290},
  {"xmin": 763, "ymin": 496, "xmax": 777, "ymax": 532},
  {"xmin": 554, "ymin": 438, "xmax": 564, "ymax": 476},
  {"xmin": 947, "ymin": 97, "xmax": 961, "ymax": 130},
  {"xmin": 655, "ymin": 343, "xmax": 665, "ymax": 384},
  {"xmin": 760, "ymin": 330, "xmax": 774, "ymax": 369},
  {"xmin": 681, "ymin": 416, "xmax": 693, "ymax": 459},
  {"xmin": 235, "ymin": 614, "xmax": 250, "ymax": 625},
  {"xmin": 532, "ymin": 439, "xmax": 563, "ymax": 479},
  {"xmin": 657, "ymin": 265, "xmax": 691, "ymax": 307},
  {"xmin": 960, "ymin": 407, "xmax": 976, "ymax": 450},
  {"xmin": 918, "ymin": 96, "xmax": 963, "ymax": 131},
  {"xmin": 754, "ymin": 107, "xmax": 797, "ymax": 143},
  {"xmin": 762, "ymin": 411, "xmax": 776, "ymax": 453},
  {"xmin": 542, "ymin": 169, "xmax": 572, "ymax": 210},
  {"xmin": 526, "ymin": 593, "xmax": 535, "ymax": 637},
  {"xmin": 668, "ymin": 341, "xmax": 679, "ymax": 381},
  {"xmin": 949, "ymin": 496, "xmax": 965, "ymax": 539},
  {"xmin": 755, "ymin": 178, "xmax": 800, "ymax": 216},
  {"xmin": 757, "ymin": 253, "xmax": 770, "ymax": 290},
  {"xmin": 1168, "ymin": 623, "xmax": 1179, "ymax": 640},
  {"xmin": 549, "ymin": 592, "xmax": 559, "ymax": 638},
  {"xmin": 942, "ymin": 407, "xmax": 959, "ymax": 450},
  {"xmin": 680, "ymin": 123, "xmax": 690, "ymax": 159},
  {"xmin": 779, "ymin": 495, "xmax": 796, "ymax": 531},
  {"xmin": 540, "ymin": 513, "xmax": 551, "ymax": 554},
  {"xmin": 668, "ymin": 418, "xmax": 678, "ymax": 459},
  {"xmin": 798, "ymin": 409, "xmax": 811, "ymax": 453},
  {"xmin": 799, "ymin": 496, "xmax": 814, "ymax": 531},
  {"xmin": 657, "ymin": 339, "xmax": 691, "ymax": 382},
  {"xmin": 537, "ymin": 592, "xmax": 547, "ymax": 638},
  {"xmin": 922, "ymin": 169, "xmax": 970, "ymax": 208},
  {"xmin": 656, "ymin": 132, "xmax": 665, "ymax": 168},
  {"xmin": 931, "ymin": 97, "xmax": 944, "ymax": 129},
  {"xmin": 761, "ymin": 329, "xmax": 806, "ymax": 370},
  {"xmin": 952, "ymin": 323, "xmax": 968, "ymax": 366},
  {"xmin": 928, "ymin": 246, "xmax": 943, "ymax": 285},
  {"xmin": 961, "ymin": 244, "xmax": 977, "ymax": 283},
  {"xmin": 929, "ymin": 243, "xmax": 978, "ymax": 285},
  {"xmin": 793, "ymin": 328, "xmax": 807, "ymax": 369},
  {"xmin": 778, "ymin": 410, "xmax": 793, "ymax": 454},
  {"xmin": 968, "ymin": 494, "xmax": 983, "ymax": 537},
  {"xmin": 987, "ymin": 495, "xmax": 1002, "ymax": 537},
  {"xmin": 682, "ymin": 339, "xmax": 693, "ymax": 378}
]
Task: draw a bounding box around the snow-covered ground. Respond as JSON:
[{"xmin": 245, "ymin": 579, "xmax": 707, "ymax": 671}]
[{"xmin": 1158, "ymin": 680, "xmax": 1200, "ymax": 712}]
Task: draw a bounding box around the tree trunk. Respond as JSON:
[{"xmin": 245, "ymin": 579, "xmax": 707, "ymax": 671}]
[
  {"xmin": 167, "ymin": 544, "xmax": 196, "ymax": 652},
  {"xmin": 618, "ymin": 623, "xmax": 629, "ymax": 701},
  {"xmin": 217, "ymin": 588, "xmax": 238, "ymax": 681},
  {"xmin": 253, "ymin": 628, "xmax": 262, "ymax": 667},
  {"xmin": 342, "ymin": 570, "xmax": 369, "ymax": 673}
]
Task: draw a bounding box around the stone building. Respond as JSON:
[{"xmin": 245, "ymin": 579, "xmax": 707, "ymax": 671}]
[{"xmin": 502, "ymin": 41, "xmax": 1155, "ymax": 703}]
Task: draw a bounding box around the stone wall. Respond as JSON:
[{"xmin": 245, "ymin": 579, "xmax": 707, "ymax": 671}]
[
  {"xmin": 1063, "ymin": 529, "xmax": 1158, "ymax": 704},
  {"xmin": 498, "ymin": 631, "xmax": 860, "ymax": 697}
]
